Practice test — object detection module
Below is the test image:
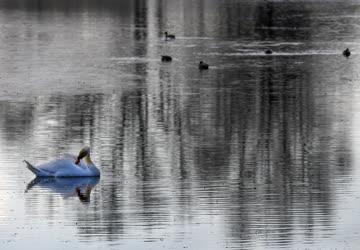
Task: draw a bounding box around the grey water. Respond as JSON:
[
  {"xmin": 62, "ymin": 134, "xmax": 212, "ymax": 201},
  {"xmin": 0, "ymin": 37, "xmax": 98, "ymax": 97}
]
[{"xmin": 0, "ymin": 0, "xmax": 360, "ymax": 249}]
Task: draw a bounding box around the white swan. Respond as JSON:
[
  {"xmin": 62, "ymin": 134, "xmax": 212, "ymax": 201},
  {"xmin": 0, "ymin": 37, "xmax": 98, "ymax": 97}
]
[{"xmin": 24, "ymin": 146, "xmax": 100, "ymax": 177}]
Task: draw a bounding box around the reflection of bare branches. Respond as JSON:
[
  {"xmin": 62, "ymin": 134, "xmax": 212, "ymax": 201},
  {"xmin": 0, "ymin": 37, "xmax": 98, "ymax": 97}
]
[{"xmin": 9, "ymin": 0, "xmax": 354, "ymax": 246}]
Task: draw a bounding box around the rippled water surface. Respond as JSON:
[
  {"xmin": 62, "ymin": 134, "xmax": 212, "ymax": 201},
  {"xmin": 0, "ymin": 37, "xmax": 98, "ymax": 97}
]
[{"xmin": 1, "ymin": 0, "xmax": 360, "ymax": 249}]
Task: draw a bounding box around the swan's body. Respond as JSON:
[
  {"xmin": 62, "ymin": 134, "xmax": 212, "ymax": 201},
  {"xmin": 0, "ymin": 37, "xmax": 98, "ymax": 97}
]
[{"xmin": 24, "ymin": 147, "xmax": 100, "ymax": 177}]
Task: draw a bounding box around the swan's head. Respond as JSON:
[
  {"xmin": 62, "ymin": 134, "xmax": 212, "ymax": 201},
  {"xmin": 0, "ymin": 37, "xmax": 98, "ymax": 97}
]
[
  {"xmin": 164, "ymin": 31, "xmax": 168, "ymax": 35},
  {"xmin": 75, "ymin": 146, "xmax": 91, "ymax": 165}
]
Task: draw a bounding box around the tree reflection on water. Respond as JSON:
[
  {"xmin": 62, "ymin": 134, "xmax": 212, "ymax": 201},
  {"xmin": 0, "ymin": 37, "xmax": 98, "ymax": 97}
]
[{"xmin": 0, "ymin": 0, "xmax": 356, "ymax": 249}]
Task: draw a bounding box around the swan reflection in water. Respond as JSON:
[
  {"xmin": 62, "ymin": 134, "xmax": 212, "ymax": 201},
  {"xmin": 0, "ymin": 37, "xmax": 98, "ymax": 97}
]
[{"xmin": 25, "ymin": 177, "xmax": 99, "ymax": 203}]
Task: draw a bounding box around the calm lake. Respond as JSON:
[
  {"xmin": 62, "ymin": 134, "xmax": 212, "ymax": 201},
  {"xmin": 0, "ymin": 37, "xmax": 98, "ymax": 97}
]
[{"xmin": 0, "ymin": 0, "xmax": 360, "ymax": 249}]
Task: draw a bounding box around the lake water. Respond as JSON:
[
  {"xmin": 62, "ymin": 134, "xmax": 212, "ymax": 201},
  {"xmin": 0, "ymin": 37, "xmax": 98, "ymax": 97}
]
[{"xmin": 0, "ymin": 0, "xmax": 360, "ymax": 249}]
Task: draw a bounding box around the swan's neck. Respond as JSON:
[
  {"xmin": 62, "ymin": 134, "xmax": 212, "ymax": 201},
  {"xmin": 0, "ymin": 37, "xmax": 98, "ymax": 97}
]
[{"xmin": 84, "ymin": 155, "xmax": 94, "ymax": 166}]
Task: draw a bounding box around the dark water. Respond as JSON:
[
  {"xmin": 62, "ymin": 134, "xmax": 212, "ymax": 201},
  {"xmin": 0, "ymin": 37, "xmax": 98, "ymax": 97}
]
[{"xmin": 0, "ymin": 0, "xmax": 360, "ymax": 249}]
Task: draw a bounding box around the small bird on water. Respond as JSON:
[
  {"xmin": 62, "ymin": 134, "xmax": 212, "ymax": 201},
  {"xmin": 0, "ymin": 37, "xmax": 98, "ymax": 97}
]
[
  {"xmin": 161, "ymin": 55, "xmax": 172, "ymax": 62},
  {"xmin": 199, "ymin": 61, "xmax": 209, "ymax": 70},
  {"xmin": 265, "ymin": 49, "xmax": 273, "ymax": 54},
  {"xmin": 343, "ymin": 48, "xmax": 350, "ymax": 58},
  {"xmin": 164, "ymin": 31, "xmax": 175, "ymax": 40}
]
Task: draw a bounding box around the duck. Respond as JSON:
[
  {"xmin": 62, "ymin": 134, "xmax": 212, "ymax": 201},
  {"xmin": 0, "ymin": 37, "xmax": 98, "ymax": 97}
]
[
  {"xmin": 343, "ymin": 48, "xmax": 350, "ymax": 57},
  {"xmin": 164, "ymin": 31, "xmax": 175, "ymax": 40},
  {"xmin": 24, "ymin": 146, "xmax": 100, "ymax": 177},
  {"xmin": 161, "ymin": 55, "xmax": 172, "ymax": 62},
  {"xmin": 199, "ymin": 61, "xmax": 209, "ymax": 70},
  {"xmin": 265, "ymin": 49, "xmax": 273, "ymax": 54}
]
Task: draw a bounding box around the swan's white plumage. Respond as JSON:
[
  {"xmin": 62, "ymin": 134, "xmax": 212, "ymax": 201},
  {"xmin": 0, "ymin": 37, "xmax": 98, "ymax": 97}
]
[{"xmin": 24, "ymin": 148, "xmax": 100, "ymax": 177}]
